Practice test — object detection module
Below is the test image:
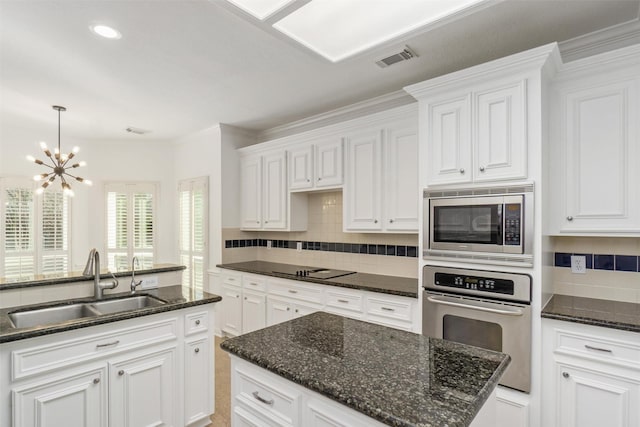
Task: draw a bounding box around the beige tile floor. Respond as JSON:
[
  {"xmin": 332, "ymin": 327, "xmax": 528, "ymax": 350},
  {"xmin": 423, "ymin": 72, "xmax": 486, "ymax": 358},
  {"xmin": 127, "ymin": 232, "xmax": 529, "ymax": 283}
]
[{"xmin": 210, "ymin": 336, "xmax": 231, "ymax": 427}]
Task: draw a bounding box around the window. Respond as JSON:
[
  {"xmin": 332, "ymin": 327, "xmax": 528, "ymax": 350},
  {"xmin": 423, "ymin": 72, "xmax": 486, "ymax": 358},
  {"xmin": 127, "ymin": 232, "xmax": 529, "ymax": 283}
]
[
  {"xmin": 178, "ymin": 177, "xmax": 208, "ymax": 291},
  {"xmin": 105, "ymin": 182, "xmax": 157, "ymax": 272},
  {"xmin": 0, "ymin": 177, "xmax": 71, "ymax": 279}
]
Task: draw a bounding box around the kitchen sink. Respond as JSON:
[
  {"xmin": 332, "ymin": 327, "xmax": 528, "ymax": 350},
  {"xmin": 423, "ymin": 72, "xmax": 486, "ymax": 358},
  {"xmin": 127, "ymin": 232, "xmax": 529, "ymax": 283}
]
[
  {"xmin": 7, "ymin": 295, "xmax": 167, "ymax": 329},
  {"xmin": 9, "ymin": 303, "xmax": 102, "ymax": 329},
  {"xmin": 89, "ymin": 295, "xmax": 166, "ymax": 314}
]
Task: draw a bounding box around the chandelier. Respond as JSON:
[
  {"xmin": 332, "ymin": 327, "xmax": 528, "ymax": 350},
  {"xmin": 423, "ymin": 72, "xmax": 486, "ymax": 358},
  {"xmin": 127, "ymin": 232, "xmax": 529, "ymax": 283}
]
[{"xmin": 27, "ymin": 105, "xmax": 91, "ymax": 196}]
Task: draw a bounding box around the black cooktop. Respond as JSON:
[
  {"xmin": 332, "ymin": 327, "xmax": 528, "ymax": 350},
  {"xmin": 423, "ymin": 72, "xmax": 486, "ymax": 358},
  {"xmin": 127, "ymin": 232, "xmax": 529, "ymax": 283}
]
[{"xmin": 272, "ymin": 266, "xmax": 355, "ymax": 280}]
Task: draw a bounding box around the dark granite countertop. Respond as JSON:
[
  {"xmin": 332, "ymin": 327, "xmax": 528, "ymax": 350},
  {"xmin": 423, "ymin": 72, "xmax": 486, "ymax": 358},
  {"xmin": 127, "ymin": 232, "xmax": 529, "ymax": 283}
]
[
  {"xmin": 221, "ymin": 312, "xmax": 510, "ymax": 427},
  {"xmin": 217, "ymin": 261, "xmax": 418, "ymax": 298},
  {"xmin": 542, "ymin": 294, "xmax": 640, "ymax": 333},
  {"xmin": 0, "ymin": 285, "xmax": 221, "ymax": 343},
  {"xmin": 0, "ymin": 264, "xmax": 186, "ymax": 290}
]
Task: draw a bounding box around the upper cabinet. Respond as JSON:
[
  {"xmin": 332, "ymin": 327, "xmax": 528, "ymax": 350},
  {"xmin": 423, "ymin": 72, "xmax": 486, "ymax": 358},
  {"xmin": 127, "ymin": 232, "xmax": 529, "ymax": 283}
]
[
  {"xmin": 547, "ymin": 45, "xmax": 640, "ymax": 236},
  {"xmin": 288, "ymin": 139, "xmax": 343, "ymax": 191},
  {"xmin": 343, "ymin": 111, "xmax": 419, "ymax": 232},
  {"xmin": 406, "ymin": 43, "xmax": 560, "ymax": 188}
]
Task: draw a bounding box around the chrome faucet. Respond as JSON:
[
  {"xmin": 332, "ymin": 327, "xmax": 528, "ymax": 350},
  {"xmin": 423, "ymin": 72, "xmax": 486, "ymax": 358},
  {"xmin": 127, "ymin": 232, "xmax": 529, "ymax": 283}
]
[
  {"xmin": 83, "ymin": 248, "xmax": 119, "ymax": 299},
  {"xmin": 130, "ymin": 256, "xmax": 142, "ymax": 293}
]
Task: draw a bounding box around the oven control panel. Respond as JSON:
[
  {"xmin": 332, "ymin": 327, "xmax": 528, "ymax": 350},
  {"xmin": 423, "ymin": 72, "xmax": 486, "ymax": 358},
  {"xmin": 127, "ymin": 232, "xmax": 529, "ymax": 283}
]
[
  {"xmin": 504, "ymin": 203, "xmax": 522, "ymax": 246},
  {"xmin": 434, "ymin": 272, "xmax": 514, "ymax": 295}
]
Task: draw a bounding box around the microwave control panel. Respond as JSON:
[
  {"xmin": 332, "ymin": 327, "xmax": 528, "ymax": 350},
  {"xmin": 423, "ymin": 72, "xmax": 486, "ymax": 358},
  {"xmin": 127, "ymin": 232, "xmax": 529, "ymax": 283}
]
[
  {"xmin": 504, "ymin": 203, "xmax": 522, "ymax": 246},
  {"xmin": 434, "ymin": 272, "xmax": 514, "ymax": 295}
]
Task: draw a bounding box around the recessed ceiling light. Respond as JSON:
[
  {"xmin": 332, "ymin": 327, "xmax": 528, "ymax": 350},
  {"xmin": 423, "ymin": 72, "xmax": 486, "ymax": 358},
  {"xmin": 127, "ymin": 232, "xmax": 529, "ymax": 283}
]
[{"xmin": 90, "ymin": 24, "xmax": 122, "ymax": 39}]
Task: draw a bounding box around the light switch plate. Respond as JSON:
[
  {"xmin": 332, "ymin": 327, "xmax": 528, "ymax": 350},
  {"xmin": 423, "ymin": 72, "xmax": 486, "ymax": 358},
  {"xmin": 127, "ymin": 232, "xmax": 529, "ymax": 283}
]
[
  {"xmin": 266, "ymin": 240, "xmax": 272, "ymax": 249},
  {"xmin": 296, "ymin": 242, "xmax": 302, "ymax": 252},
  {"xmin": 570, "ymin": 255, "xmax": 587, "ymax": 274}
]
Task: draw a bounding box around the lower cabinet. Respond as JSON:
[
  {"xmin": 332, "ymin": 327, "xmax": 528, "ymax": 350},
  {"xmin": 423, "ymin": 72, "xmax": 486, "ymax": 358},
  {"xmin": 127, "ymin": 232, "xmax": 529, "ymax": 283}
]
[
  {"xmin": 221, "ymin": 283, "xmax": 243, "ymax": 336},
  {"xmin": 243, "ymin": 289, "xmax": 267, "ymax": 333},
  {"xmin": 542, "ymin": 319, "xmax": 640, "ymax": 427},
  {"xmin": 266, "ymin": 295, "xmax": 322, "ymax": 327},
  {"xmin": 3, "ymin": 305, "xmax": 216, "ymax": 427}
]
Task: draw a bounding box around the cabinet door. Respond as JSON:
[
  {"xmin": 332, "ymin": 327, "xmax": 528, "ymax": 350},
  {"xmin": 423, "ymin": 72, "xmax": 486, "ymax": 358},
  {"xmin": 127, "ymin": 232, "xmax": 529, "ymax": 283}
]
[
  {"xmin": 315, "ymin": 140, "xmax": 343, "ymax": 188},
  {"xmin": 221, "ymin": 284, "xmax": 243, "ymax": 336},
  {"xmin": 292, "ymin": 302, "xmax": 321, "ymax": 319},
  {"xmin": 13, "ymin": 367, "xmax": 107, "ymax": 427},
  {"xmin": 426, "ymin": 94, "xmax": 472, "ymax": 185},
  {"xmin": 557, "ymin": 78, "xmax": 640, "ymax": 233},
  {"xmin": 266, "ymin": 296, "xmax": 292, "ymax": 326},
  {"xmin": 109, "ymin": 346, "xmax": 177, "ymax": 427},
  {"xmin": 288, "ymin": 145, "xmax": 313, "ymax": 191},
  {"xmin": 474, "ymin": 80, "xmax": 527, "ymax": 182},
  {"xmin": 557, "ymin": 365, "xmax": 640, "ymax": 427},
  {"xmin": 263, "ymin": 152, "xmax": 287, "ymax": 229},
  {"xmin": 384, "ymin": 120, "xmax": 419, "ymax": 231},
  {"xmin": 344, "ymin": 130, "xmax": 382, "ymax": 230},
  {"xmin": 243, "ymin": 289, "xmax": 267, "ymax": 333},
  {"xmin": 241, "ymin": 156, "xmax": 262, "ymax": 230},
  {"xmin": 185, "ymin": 337, "xmax": 212, "ymax": 426}
]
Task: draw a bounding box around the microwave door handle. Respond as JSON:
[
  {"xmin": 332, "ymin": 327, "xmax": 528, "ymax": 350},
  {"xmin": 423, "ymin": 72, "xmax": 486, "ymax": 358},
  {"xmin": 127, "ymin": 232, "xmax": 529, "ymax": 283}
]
[{"xmin": 426, "ymin": 295, "xmax": 524, "ymax": 316}]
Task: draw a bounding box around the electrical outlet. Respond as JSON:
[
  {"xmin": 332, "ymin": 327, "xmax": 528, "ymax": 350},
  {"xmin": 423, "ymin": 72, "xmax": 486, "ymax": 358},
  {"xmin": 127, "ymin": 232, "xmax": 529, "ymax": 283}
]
[
  {"xmin": 267, "ymin": 240, "xmax": 272, "ymax": 249},
  {"xmin": 296, "ymin": 241, "xmax": 302, "ymax": 252},
  {"xmin": 140, "ymin": 276, "xmax": 159, "ymax": 289},
  {"xmin": 570, "ymin": 255, "xmax": 587, "ymax": 274}
]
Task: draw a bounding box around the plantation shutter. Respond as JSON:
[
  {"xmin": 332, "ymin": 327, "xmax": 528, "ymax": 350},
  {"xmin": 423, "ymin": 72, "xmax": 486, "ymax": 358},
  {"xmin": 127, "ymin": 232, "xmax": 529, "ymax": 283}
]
[
  {"xmin": 2, "ymin": 184, "xmax": 35, "ymax": 278},
  {"xmin": 40, "ymin": 190, "xmax": 70, "ymax": 273},
  {"xmin": 178, "ymin": 177, "xmax": 208, "ymax": 291}
]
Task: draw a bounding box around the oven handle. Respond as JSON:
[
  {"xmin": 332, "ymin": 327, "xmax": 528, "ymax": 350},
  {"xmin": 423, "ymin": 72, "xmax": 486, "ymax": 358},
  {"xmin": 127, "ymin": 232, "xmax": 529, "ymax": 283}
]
[{"xmin": 426, "ymin": 295, "xmax": 524, "ymax": 316}]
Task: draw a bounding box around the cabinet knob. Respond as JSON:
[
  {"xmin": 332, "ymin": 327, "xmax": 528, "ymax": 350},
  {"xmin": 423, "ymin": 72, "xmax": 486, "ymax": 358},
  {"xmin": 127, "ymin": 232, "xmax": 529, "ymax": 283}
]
[
  {"xmin": 562, "ymin": 372, "xmax": 569, "ymax": 379},
  {"xmin": 265, "ymin": 220, "xmax": 268, "ymax": 224},
  {"xmin": 286, "ymin": 307, "xmax": 290, "ymax": 311},
  {"xmin": 256, "ymin": 221, "xmax": 260, "ymax": 224},
  {"xmin": 374, "ymin": 219, "xmax": 378, "ymax": 224},
  {"xmin": 244, "ymin": 297, "xmax": 247, "ymax": 300},
  {"xmin": 195, "ymin": 319, "xmax": 201, "ymax": 325},
  {"xmin": 295, "ymin": 309, "xmax": 299, "ymax": 313},
  {"xmin": 118, "ymin": 370, "xmax": 125, "ymax": 376},
  {"xmin": 195, "ymin": 348, "xmax": 200, "ymax": 353},
  {"xmin": 479, "ymin": 166, "xmax": 485, "ymax": 172},
  {"xmin": 307, "ymin": 179, "xmax": 310, "ymax": 182},
  {"xmin": 318, "ymin": 177, "xmax": 322, "ymax": 181},
  {"xmin": 93, "ymin": 378, "xmax": 100, "ymax": 384},
  {"xmin": 459, "ymin": 168, "xmax": 465, "ymax": 174},
  {"xmin": 567, "ymin": 216, "xmax": 574, "ymax": 221},
  {"xmin": 236, "ymin": 294, "xmax": 240, "ymax": 298}
]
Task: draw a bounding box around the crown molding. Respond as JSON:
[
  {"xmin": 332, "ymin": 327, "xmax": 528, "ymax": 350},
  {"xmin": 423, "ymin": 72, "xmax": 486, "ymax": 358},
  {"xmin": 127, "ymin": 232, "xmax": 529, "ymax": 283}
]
[{"xmin": 559, "ymin": 18, "xmax": 640, "ymax": 63}]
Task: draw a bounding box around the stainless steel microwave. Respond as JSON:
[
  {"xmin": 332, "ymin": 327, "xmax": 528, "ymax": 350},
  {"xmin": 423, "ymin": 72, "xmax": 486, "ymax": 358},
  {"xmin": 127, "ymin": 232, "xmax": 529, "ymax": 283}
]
[{"xmin": 424, "ymin": 184, "xmax": 534, "ymax": 265}]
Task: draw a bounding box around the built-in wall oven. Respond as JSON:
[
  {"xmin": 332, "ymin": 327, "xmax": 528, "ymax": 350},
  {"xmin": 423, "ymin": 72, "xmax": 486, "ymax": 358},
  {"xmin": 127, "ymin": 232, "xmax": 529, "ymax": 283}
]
[{"xmin": 422, "ymin": 265, "xmax": 532, "ymax": 393}]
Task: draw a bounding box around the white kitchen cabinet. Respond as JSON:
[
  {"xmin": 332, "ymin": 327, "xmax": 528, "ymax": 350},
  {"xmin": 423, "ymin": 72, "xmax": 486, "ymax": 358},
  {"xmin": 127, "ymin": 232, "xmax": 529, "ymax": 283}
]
[
  {"xmin": 109, "ymin": 346, "xmax": 178, "ymax": 427},
  {"xmin": 266, "ymin": 295, "xmax": 322, "ymax": 326},
  {"xmin": 288, "ymin": 140, "xmax": 343, "ymax": 191},
  {"xmin": 221, "ymin": 283, "xmax": 243, "ymax": 336},
  {"xmin": 240, "ymin": 155, "xmax": 263, "ymax": 229},
  {"xmin": 243, "ymin": 288, "xmax": 267, "ymax": 333},
  {"xmin": 542, "ymin": 319, "xmax": 640, "ymax": 427},
  {"xmin": 13, "ymin": 366, "xmax": 107, "ymax": 427},
  {"xmin": 185, "ymin": 337, "xmax": 212, "ymax": 426},
  {"xmin": 547, "ymin": 45, "xmax": 640, "ymax": 235}
]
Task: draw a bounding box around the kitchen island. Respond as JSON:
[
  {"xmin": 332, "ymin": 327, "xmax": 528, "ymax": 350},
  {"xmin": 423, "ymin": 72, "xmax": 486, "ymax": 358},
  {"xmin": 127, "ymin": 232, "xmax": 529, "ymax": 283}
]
[{"xmin": 221, "ymin": 311, "xmax": 510, "ymax": 427}]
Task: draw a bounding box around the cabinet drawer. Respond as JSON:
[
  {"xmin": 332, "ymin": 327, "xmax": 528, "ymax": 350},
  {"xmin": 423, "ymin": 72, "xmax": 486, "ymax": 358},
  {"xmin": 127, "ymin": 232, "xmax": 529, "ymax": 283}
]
[
  {"xmin": 326, "ymin": 288, "xmax": 363, "ymax": 313},
  {"xmin": 185, "ymin": 311, "xmax": 209, "ymax": 336},
  {"xmin": 555, "ymin": 329, "xmax": 640, "ymax": 369},
  {"xmin": 243, "ymin": 275, "xmax": 267, "ymax": 292},
  {"xmin": 12, "ymin": 318, "xmax": 178, "ymax": 380},
  {"xmin": 235, "ymin": 365, "xmax": 300, "ymax": 426},
  {"xmin": 269, "ymin": 279, "xmax": 324, "ymax": 305},
  {"xmin": 222, "ymin": 271, "xmax": 242, "ymax": 287},
  {"xmin": 366, "ymin": 295, "xmax": 412, "ymax": 322}
]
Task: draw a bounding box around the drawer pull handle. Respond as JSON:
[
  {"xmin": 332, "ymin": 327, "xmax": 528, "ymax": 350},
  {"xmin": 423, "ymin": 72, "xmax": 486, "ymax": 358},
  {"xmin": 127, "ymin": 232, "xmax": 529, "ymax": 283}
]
[
  {"xmin": 195, "ymin": 348, "xmax": 200, "ymax": 353},
  {"xmin": 562, "ymin": 372, "xmax": 569, "ymax": 379},
  {"xmin": 252, "ymin": 391, "xmax": 274, "ymax": 406},
  {"xmin": 249, "ymin": 282, "xmax": 258, "ymax": 286},
  {"xmin": 381, "ymin": 307, "xmax": 395, "ymax": 312},
  {"xmin": 93, "ymin": 378, "xmax": 100, "ymax": 384},
  {"xmin": 288, "ymin": 290, "xmax": 298, "ymax": 294},
  {"xmin": 96, "ymin": 340, "xmax": 120, "ymax": 348},
  {"xmin": 244, "ymin": 297, "xmax": 248, "ymax": 300},
  {"xmin": 337, "ymin": 299, "xmax": 349, "ymax": 303},
  {"xmin": 584, "ymin": 344, "xmax": 612, "ymax": 353},
  {"xmin": 118, "ymin": 370, "xmax": 125, "ymax": 376},
  {"xmin": 195, "ymin": 319, "xmax": 201, "ymax": 325}
]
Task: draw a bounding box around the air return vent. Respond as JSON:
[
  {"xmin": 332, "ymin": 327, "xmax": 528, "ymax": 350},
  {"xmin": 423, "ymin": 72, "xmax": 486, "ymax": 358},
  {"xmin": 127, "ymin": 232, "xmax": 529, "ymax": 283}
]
[
  {"xmin": 375, "ymin": 46, "xmax": 417, "ymax": 68},
  {"xmin": 125, "ymin": 127, "xmax": 151, "ymax": 135}
]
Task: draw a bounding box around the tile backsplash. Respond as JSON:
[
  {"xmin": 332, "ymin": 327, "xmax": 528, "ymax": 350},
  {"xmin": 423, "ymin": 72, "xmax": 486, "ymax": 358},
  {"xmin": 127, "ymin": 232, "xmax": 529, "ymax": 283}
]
[
  {"xmin": 222, "ymin": 191, "xmax": 419, "ymax": 278},
  {"xmin": 551, "ymin": 237, "xmax": 640, "ymax": 303}
]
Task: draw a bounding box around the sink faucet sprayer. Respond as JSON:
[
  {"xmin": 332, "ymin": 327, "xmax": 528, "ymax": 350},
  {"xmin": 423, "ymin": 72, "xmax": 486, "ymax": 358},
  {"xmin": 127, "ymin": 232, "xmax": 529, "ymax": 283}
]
[
  {"xmin": 83, "ymin": 248, "xmax": 119, "ymax": 299},
  {"xmin": 130, "ymin": 256, "xmax": 142, "ymax": 293}
]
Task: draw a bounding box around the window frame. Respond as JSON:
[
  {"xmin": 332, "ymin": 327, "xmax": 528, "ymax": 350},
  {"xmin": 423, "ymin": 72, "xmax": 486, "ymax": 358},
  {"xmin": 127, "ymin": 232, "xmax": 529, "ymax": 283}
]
[{"xmin": 178, "ymin": 176, "xmax": 208, "ymax": 291}]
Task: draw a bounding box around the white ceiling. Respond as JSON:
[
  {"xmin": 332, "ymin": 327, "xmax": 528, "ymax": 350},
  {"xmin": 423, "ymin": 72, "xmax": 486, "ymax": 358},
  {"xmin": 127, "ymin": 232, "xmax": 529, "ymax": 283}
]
[{"xmin": 1, "ymin": 0, "xmax": 639, "ymax": 142}]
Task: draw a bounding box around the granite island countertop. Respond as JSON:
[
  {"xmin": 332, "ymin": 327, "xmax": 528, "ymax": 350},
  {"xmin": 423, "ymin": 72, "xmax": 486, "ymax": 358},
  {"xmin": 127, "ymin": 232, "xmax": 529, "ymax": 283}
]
[
  {"xmin": 542, "ymin": 294, "xmax": 640, "ymax": 333},
  {"xmin": 217, "ymin": 261, "xmax": 418, "ymax": 298},
  {"xmin": 0, "ymin": 285, "xmax": 221, "ymax": 343},
  {"xmin": 221, "ymin": 312, "xmax": 510, "ymax": 427}
]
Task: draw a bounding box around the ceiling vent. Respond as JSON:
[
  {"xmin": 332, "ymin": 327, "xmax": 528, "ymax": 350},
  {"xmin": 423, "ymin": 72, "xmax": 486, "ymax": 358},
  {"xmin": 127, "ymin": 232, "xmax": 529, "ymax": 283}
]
[
  {"xmin": 375, "ymin": 46, "xmax": 418, "ymax": 68},
  {"xmin": 125, "ymin": 126, "xmax": 151, "ymax": 135}
]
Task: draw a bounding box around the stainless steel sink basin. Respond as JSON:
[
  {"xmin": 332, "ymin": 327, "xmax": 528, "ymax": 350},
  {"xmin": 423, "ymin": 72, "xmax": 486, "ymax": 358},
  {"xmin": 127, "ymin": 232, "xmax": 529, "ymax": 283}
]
[
  {"xmin": 89, "ymin": 295, "xmax": 166, "ymax": 314},
  {"xmin": 9, "ymin": 303, "xmax": 102, "ymax": 328},
  {"xmin": 7, "ymin": 295, "xmax": 167, "ymax": 328}
]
